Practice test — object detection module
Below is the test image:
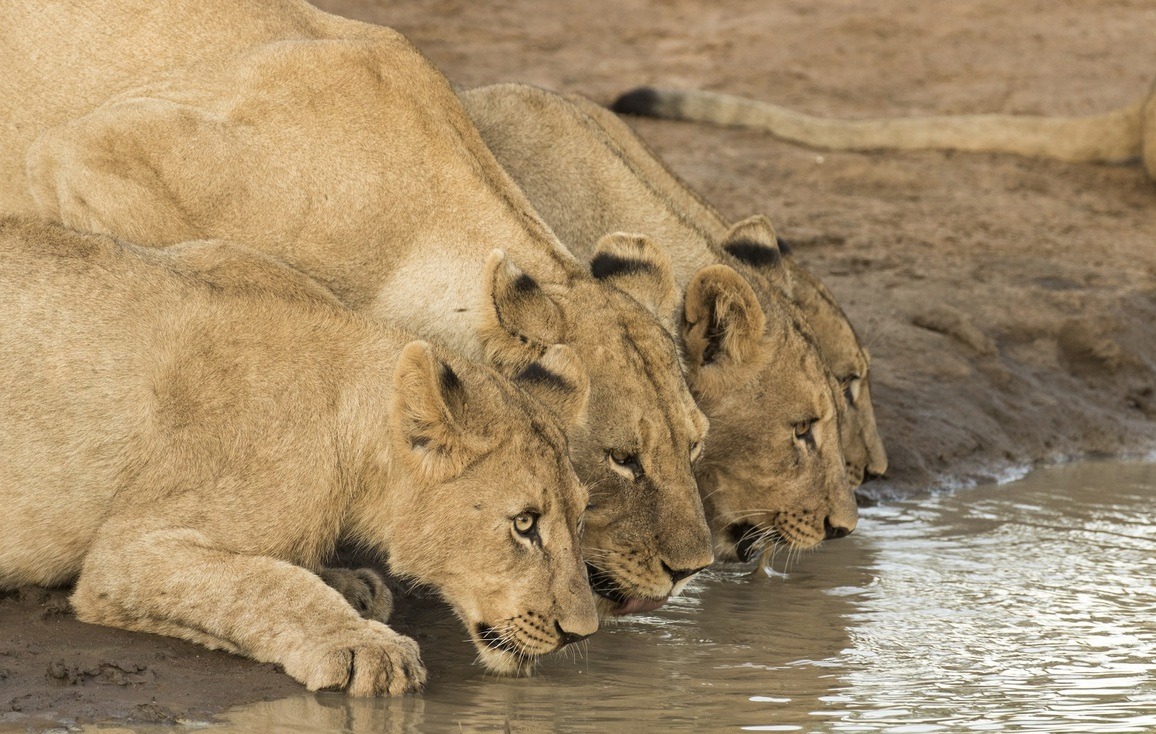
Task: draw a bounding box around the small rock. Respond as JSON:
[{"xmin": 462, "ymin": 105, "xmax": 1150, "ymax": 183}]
[{"xmin": 912, "ymin": 306, "xmax": 997, "ymax": 356}]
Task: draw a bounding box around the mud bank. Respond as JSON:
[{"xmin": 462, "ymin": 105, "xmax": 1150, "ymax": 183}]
[
  {"xmin": 331, "ymin": 0, "xmax": 1156, "ymax": 499},
  {"xmin": 3, "ymin": 0, "xmax": 1155, "ymax": 728}
]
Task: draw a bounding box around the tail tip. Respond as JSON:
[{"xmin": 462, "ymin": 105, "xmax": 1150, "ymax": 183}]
[{"xmin": 611, "ymin": 87, "xmax": 662, "ymax": 117}]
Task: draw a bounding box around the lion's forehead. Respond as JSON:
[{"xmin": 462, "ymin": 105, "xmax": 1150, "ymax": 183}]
[
  {"xmin": 828, "ymin": 340, "xmax": 868, "ymax": 381},
  {"xmin": 584, "ymin": 324, "xmax": 701, "ymax": 434},
  {"xmin": 806, "ymin": 304, "xmax": 867, "ymax": 375},
  {"xmin": 496, "ymin": 428, "xmax": 571, "ymax": 473},
  {"xmin": 749, "ymin": 344, "xmax": 837, "ymax": 413},
  {"xmin": 469, "ymin": 469, "xmax": 585, "ymax": 534}
]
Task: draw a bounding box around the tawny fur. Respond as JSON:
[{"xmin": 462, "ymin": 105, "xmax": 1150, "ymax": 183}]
[
  {"xmin": 561, "ymin": 87, "xmax": 887, "ymax": 487},
  {"xmin": 0, "ymin": 0, "xmax": 714, "ymax": 615},
  {"xmin": 0, "ymin": 218, "xmax": 598, "ymax": 693},
  {"xmin": 611, "ymin": 84, "xmax": 1156, "ymax": 179},
  {"xmin": 461, "ymin": 84, "xmax": 872, "ymax": 558}
]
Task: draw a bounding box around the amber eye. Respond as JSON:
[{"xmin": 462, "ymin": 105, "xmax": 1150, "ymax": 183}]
[
  {"xmin": 513, "ymin": 512, "xmax": 538, "ymax": 537},
  {"xmin": 608, "ymin": 449, "xmax": 643, "ymax": 478},
  {"xmin": 689, "ymin": 441, "xmax": 703, "ymax": 461},
  {"xmin": 841, "ymin": 374, "xmax": 860, "ymax": 407},
  {"xmin": 793, "ymin": 419, "xmax": 817, "ymax": 444}
]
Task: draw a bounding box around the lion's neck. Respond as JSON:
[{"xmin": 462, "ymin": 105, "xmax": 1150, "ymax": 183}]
[
  {"xmin": 332, "ymin": 328, "xmax": 446, "ymax": 560},
  {"xmin": 362, "ymin": 226, "xmax": 583, "ymax": 360},
  {"xmin": 463, "ymin": 85, "xmax": 725, "ymax": 292}
]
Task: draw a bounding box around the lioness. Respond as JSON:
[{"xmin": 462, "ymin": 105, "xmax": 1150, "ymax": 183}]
[
  {"xmin": 612, "ymin": 84, "xmax": 1156, "ymax": 179},
  {"xmin": 0, "ymin": 0, "xmax": 713, "ymax": 615},
  {"xmin": 558, "ymin": 88, "xmax": 888, "ymax": 488},
  {"xmin": 462, "ymin": 84, "xmax": 871, "ymax": 558},
  {"xmin": 0, "ymin": 217, "xmax": 597, "ymax": 693},
  {"xmin": 463, "ymin": 84, "xmax": 886, "ymax": 490}
]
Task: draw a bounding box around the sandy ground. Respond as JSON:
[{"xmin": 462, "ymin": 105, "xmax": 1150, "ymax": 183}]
[{"xmin": 3, "ymin": 0, "xmax": 1155, "ymax": 728}]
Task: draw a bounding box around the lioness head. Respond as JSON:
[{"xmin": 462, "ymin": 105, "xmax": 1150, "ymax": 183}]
[
  {"xmin": 379, "ymin": 342, "xmax": 598, "ymax": 675},
  {"xmin": 679, "ymin": 253, "xmax": 857, "ymax": 561},
  {"xmin": 478, "ymin": 239, "xmax": 714, "ymax": 617},
  {"xmin": 714, "ymin": 215, "xmax": 888, "ymax": 488}
]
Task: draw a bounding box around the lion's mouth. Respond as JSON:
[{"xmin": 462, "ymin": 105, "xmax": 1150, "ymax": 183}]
[
  {"xmin": 472, "ymin": 622, "xmax": 538, "ymax": 677},
  {"xmin": 726, "ymin": 522, "xmax": 782, "ymax": 562},
  {"xmin": 586, "ymin": 563, "xmax": 669, "ymax": 616},
  {"xmin": 474, "ymin": 622, "xmax": 523, "ymax": 656}
]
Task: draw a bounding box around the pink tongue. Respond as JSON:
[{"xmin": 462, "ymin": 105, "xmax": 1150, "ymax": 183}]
[{"xmin": 613, "ymin": 596, "xmax": 669, "ymax": 616}]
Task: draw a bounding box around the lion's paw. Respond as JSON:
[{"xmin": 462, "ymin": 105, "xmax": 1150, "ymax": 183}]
[
  {"xmin": 319, "ymin": 567, "xmax": 394, "ymax": 623},
  {"xmin": 287, "ymin": 621, "xmax": 426, "ymax": 696}
]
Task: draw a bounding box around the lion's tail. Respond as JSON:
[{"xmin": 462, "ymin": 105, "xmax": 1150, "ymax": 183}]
[{"xmin": 613, "ymin": 86, "xmax": 1147, "ymax": 166}]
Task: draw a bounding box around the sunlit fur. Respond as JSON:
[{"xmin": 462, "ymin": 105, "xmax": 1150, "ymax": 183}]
[
  {"xmin": 0, "ymin": 0, "xmax": 714, "ymax": 618},
  {"xmin": 462, "ymin": 84, "xmax": 862, "ymax": 559},
  {"xmin": 0, "ymin": 219, "xmax": 597, "ymax": 694},
  {"xmin": 477, "ymin": 84, "xmax": 889, "ymax": 487}
]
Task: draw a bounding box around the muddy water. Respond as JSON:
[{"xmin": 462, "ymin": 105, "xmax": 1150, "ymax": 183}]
[{"xmin": 210, "ymin": 461, "xmax": 1155, "ymax": 733}]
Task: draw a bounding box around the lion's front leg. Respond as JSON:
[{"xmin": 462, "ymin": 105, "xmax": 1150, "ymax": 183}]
[
  {"xmin": 72, "ymin": 522, "xmax": 425, "ymax": 695},
  {"xmin": 319, "ymin": 566, "xmax": 394, "ymax": 623}
]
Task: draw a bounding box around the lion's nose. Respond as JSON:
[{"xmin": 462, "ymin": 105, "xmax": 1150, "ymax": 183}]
[
  {"xmin": 824, "ymin": 518, "xmax": 854, "ymax": 540},
  {"xmin": 862, "ymin": 468, "xmax": 886, "ymax": 483},
  {"xmin": 554, "ymin": 621, "xmax": 592, "ymax": 648},
  {"xmin": 662, "ymin": 561, "xmax": 709, "ymax": 584}
]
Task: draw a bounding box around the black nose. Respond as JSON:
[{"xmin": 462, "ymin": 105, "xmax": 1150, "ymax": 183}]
[
  {"xmin": 554, "ymin": 621, "xmax": 592, "ymax": 648},
  {"xmin": 661, "ymin": 561, "xmax": 709, "ymax": 584},
  {"xmin": 824, "ymin": 518, "xmax": 853, "ymax": 540}
]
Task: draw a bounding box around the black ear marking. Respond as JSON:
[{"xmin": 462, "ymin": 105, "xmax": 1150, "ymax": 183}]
[
  {"xmin": 513, "ymin": 272, "xmax": 539, "ymax": 293},
  {"xmin": 516, "ymin": 362, "xmax": 574, "ymax": 393},
  {"xmin": 590, "ymin": 252, "xmax": 657, "ymax": 280},
  {"xmin": 439, "ymin": 363, "xmax": 463, "ymax": 395},
  {"xmin": 776, "ymin": 237, "xmax": 793, "ymax": 256},
  {"xmin": 723, "ymin": 239, "xmax": 781, "ymax": 268},
  {"xmin": 700, "ymin": 319, "xmax": 724, "ymax": 366}
]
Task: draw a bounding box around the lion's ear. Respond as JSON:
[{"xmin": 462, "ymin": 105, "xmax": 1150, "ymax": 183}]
[
  {"xmin": 590, "ymin": 232, "xmax": 677, "ymax": 328},
  {"xmin": 478, "ymin": 249, "xmax": 566, "ymax": 371},
  {"xmin": 390, "ymin": 342, "xmax": 489, "ymax": 482},
  {"xmin": 513, "ymin": 344, "xmax": 590, "ymax": 429},
  {"xmin": 715, "ymin": 215, "xmax": 793, "ymax": 297},
  {"xmin": 681, "ymin": 264, "xmax": 768, "ymax": 397}
]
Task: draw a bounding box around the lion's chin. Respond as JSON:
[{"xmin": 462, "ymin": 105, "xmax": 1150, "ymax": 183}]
[{"xmin": 472, "ymin": 642, "xmax": 538, "ymax": 677}]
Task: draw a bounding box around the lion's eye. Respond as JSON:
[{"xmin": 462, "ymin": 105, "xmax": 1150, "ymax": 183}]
[
  {"xmin": 513, "ymin": 512, "xmax": 538, "ymax": 537},
  {"xmin": 793, "ymin": 419, "xmax": 817, "ymax": 445},
  {"xmin": 840, "ymin": 374, "xmax": 861, "ymax": 407},
  {"xmin": 608, "ymin": 449, "xmax": 643, "ymax": 478}
]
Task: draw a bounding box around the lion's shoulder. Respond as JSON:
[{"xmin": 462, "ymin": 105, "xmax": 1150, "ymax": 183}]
[{"xmin": 164, "ymin": 239, "xmax": 344, "ymax": 308}]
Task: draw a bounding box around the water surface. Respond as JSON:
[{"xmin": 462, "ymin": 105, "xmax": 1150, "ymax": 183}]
[{"xmin": 213, "ymin": 461, "xmax": 1156, "ymax": 732}]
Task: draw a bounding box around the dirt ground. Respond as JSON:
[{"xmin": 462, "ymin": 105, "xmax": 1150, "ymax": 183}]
[{"xmin": 3, "ymin": 0, "xmax": 1155, "ymax": 729}]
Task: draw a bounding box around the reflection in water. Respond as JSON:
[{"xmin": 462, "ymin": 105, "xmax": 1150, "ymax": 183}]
[{"xmin": 214, "ymin": 462, "xmax": 1156, "ymax": 733}]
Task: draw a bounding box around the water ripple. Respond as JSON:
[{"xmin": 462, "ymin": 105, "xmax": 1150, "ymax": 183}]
[{"xmin": 207, "ymin": 461, "xmax": 1156, "ymax": 734}]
